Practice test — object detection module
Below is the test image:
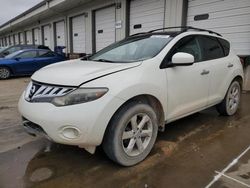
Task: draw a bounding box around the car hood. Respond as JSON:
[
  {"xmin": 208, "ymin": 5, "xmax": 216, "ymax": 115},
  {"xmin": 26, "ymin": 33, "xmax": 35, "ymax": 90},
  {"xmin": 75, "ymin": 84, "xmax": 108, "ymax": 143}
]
[{"xmin": 32, "ymin": 59, "xmax": 142, "ymax": 86}]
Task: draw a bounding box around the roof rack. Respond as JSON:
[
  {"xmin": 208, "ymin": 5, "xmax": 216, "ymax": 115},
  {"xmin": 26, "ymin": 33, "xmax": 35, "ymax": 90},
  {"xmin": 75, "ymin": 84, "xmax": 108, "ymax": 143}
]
[{"xmin": 129, "ymin": 26, "xmax": 222, "ymax": 37}]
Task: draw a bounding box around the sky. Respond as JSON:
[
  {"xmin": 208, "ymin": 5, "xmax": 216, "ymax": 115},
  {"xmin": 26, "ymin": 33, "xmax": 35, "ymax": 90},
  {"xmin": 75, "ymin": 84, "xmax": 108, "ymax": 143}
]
[{"xmin": 0, "ymin": 0, "xmax": 43, "ymax": 25}]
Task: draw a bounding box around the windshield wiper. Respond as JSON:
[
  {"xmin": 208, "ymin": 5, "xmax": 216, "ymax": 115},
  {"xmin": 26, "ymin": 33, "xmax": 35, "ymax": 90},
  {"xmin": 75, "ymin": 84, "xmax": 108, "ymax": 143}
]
[{"xmin": 94, "ymin": 59, "xmax": 115, "ymax": 63}]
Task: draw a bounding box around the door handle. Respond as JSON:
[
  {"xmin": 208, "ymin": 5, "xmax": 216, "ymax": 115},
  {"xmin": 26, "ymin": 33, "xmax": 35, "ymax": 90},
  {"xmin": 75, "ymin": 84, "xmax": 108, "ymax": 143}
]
[
  {"xmin": 201, "ymin": 69, "xmax": 210, "ymax": 75},
  {"xmin": 228, "ymin": 63, "xmax": 234, "ymax": 68}
]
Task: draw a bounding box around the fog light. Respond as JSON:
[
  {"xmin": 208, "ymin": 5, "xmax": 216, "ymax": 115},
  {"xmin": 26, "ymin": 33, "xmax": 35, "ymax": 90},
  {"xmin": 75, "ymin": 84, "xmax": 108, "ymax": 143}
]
[{"xmin": 61, "ymin": 127, "xmax": 80, "ymax": 139}]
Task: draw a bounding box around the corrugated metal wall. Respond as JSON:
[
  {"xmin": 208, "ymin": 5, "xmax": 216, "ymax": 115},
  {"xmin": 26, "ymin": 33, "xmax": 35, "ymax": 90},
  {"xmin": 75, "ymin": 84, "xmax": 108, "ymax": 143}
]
[{"xmin": 187, "ymin": 0, "xmax": 250, "ymax": 56}]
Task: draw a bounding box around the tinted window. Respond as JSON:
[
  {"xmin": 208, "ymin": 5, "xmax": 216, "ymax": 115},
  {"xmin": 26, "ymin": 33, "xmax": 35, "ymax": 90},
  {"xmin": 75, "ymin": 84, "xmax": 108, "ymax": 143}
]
[
  {"xmin": 198, "ymin": 36, "xmax": 224, "ymax": 60},
  {"xmin": 169, "ymin": 36, "xmax": 202, "ymax": 62},
  {"xmin": 38, "ymin": 51, "xmax": 55, "ymax": 57},
  {"xmin": 16, "ymin": 51, "xmax": 37, "ymax": 58},
  {"xmin": 218, "ymin": 38, "xmax": 230, "ymax": 56}
]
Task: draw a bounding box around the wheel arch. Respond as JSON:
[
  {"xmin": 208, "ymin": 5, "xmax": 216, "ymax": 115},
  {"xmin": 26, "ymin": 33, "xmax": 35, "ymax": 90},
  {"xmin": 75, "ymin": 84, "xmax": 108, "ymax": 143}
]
[
  {"xmin": 104, "ymin": 94, "xmax": 166, "ymax": 139},
  {"xmin": 233, "ymin": 75, "xmax": 243, "ymax": 88},
  {"xmin": 0, "ymin": 65, "xmax": 14, "ymax": 75}
]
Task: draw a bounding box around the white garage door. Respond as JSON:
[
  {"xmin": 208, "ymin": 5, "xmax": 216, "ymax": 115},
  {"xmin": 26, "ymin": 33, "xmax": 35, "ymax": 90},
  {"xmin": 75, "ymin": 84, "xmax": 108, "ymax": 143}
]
[
  {"xmin": 129, "ymin": 0, "xmax": 165, "ymax": 35},
  {"xmin": 9, "ymin": 36, "xmax": 13, "ymax": 46},
  {"xmin": 187, "ymin": 0, "xmax": 250, "ymax": 56},
  {"xmin": 95, "ymin": 6, "xmax": 116, "ymax": 51},
  {"xmin": 26, "ymin": 31, "xmax": 33, "ymax": 44},
  {"xmin": 14, "ymin": 34, "xmax": 19, "ymax": 44},
  {"xmin": 33, "ymin": 28, "xmax": 40, "ymax": 45},
  {"xmin": 19, "ymin": 32, "xmax": 24, "ymax": 44},
  {"xmin": 43, "ymin": 25, "xmax": 52, "ymax": 49},
  {"xmin": 72, "ymin": 15, "xmax": 86, "ymax": 53},
  {"xmin": 55, "ymin": 21, "xmax": 66, "ymax": 47}
]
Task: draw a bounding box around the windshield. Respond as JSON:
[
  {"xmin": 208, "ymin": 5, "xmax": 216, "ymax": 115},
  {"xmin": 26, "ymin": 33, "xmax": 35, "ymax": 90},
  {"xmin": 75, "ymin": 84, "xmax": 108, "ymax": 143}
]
[{"xmin": 89, "ymin": 35, "xmax": 173, "ymax": 63}]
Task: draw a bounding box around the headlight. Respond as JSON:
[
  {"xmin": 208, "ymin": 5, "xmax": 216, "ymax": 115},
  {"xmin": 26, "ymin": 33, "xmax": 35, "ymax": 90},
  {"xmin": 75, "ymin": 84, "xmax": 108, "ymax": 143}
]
[{"xmin": 51, "ymin": 88, "xmax": 108, "ymax": 106}]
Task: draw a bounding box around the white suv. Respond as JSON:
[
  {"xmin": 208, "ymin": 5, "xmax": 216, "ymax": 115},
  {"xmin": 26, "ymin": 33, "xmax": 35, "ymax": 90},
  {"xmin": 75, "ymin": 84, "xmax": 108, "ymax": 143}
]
[{"xmin": 18, "ymin": 27, "xmax": 244, "ymax": 166}]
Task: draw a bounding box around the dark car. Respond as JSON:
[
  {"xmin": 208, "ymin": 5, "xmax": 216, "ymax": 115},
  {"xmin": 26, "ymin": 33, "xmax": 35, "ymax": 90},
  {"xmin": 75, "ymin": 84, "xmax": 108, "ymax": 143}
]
[
  {"xmin": 0, "ymin": 49, "xmax": 66, "ymax": 79},
  {"xmin": 0, "ymin": 45, "xmax": 50, "ymax": 58}
]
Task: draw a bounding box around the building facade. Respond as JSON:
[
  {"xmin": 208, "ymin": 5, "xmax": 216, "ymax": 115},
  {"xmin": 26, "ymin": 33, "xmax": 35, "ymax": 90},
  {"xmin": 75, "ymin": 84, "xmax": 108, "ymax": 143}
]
[{"xmin": 0, "ymin": 0, "xmax": 249, "ymax": 58}]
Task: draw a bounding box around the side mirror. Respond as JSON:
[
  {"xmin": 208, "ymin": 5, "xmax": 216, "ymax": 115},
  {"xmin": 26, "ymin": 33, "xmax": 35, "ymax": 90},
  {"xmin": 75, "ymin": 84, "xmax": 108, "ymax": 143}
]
[
  {"xmin": 14, "ymin": 57, "xmax": 21, "ymax": 61},
  {"xmin": 171, "ymin": 52, "xmax": 194, "ymax": 66}
]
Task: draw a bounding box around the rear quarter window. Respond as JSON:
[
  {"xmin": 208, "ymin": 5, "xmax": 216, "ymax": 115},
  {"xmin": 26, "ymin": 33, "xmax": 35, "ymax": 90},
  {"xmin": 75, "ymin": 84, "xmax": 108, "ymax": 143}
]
[
  {"xmin": 218, "ymin": 38, "xmax": 230, "ymax": 56},
  {"xmin": 198, "ymin": 36, "xmax": 224, "ymax": 61}
]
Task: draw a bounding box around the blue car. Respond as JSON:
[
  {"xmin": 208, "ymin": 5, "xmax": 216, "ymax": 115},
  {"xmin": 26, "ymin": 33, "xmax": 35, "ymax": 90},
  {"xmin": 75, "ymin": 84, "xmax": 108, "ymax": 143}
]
[{"xmin": 0, "ymin": 49, "xmax": 66, "ymax": 79}]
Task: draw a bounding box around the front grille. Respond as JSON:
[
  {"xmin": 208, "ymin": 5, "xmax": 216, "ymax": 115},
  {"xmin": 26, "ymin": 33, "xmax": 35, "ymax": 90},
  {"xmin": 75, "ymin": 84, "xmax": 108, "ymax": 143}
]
[{"xmin": 24, "ymin": 81, "xmax": 75, "ymax": 102}]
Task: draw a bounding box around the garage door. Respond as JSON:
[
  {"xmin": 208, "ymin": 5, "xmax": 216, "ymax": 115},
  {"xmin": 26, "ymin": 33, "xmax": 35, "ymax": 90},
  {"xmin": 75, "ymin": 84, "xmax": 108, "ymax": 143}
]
[
  {"xmin": 129, "ymin": 0, "xmax": 165, "ymax": 35},
  {"xmin": 33, "ymin": 28, "xmax": 40, "ymax": 45},
  {"xmin": 14, "ymin": 34, "xmax": 19, "ymax": 44},
  {"xmin": 9, "ymin": 36, "xmax": 14, "ymax": 46},
  {"xmin": 19, "ymin": 32, "xmax": 24, "ymax": 44},
  {"xmin": 55, "ymin": 21, "xmax": 66, "ymax": 47},
  {"xmin": 26, "ymin": 31, "xmax": 33, "ymax": 44},
  {"xmin": 187, "ymin": 0, "xmax": 250, "ymax": 56},
  {"xmin": 95, "ymin": 6, "xmax": 116, "ymax": 51},
  {"xmin": 72, "ymin": 15, "xmax": 86, "ymax": 53},
  {"xmin": 43, "ymin": 25, "xmax": 52, "ymax": 49},
  {"xmin": 5, "ymin": 37, "xmax": 8, "ymax": 46}
]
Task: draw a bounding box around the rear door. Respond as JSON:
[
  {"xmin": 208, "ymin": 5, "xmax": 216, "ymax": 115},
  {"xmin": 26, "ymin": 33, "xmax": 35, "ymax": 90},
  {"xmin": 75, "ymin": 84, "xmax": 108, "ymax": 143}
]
[
  {"xmin": 36, "ymin": 51, "xmax": 62, "ymax": 69},
  {"xmin": 197, "ymin": 36, "xmax": 231, "ymax": 105},
  {"xmin": 165, "ymin": 35, "xmax": 210, "ymax": 121}
]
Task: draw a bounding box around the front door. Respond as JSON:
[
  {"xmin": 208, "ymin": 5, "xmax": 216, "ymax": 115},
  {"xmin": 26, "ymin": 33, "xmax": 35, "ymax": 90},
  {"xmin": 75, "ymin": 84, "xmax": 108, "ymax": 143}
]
[{"xmin": 165, "ymin": 35, "xmax": 210, "ymax": 121}]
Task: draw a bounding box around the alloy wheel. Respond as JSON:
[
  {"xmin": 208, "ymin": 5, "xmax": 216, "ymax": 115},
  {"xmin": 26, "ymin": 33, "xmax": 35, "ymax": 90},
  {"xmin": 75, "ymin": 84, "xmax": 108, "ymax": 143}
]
[
  {"xmin": 0, "ymin": 68, "xmax": 10, "ymax": 79},
  {"xmin": 227, "ymin": 83, "xmax": 240, "ymax": 115},
  {"xmin": 122, "ymin": 113, "xmax": 153, "ymax": 157}
]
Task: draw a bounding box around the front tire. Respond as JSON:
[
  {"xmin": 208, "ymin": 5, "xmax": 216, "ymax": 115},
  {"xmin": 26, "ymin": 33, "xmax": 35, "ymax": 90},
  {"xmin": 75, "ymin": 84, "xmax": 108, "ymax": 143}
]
[
  {"xmin": 0, "ymin": 67, "xmax": 11, "ymax": 79},
  {"xmin": 216, "ymin": 80, "xmax": 241, "ymax": 116},
  {"xmin": 102, "ymin": 102, "xmax": 158, "ymax": 166}
]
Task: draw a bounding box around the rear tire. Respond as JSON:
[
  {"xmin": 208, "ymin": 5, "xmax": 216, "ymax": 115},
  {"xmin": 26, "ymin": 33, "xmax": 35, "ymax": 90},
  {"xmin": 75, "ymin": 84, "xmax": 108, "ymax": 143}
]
[
  {"xmin": 0, "ymin": 67, "xmax": 10, "ymax": 79},
  {"xmin": 216, "ymin": 80, "xmax": 241, "ymax": 116},
  {"xmin": 102, "ymin": 102, "xmax": 158, "ymax": 166}
]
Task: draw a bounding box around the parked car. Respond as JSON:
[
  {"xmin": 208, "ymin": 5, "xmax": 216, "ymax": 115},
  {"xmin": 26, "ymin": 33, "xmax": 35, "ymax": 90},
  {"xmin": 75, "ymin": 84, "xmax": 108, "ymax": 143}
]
[
  {"xmin": 0, "ymin": 49, "xmax": 66, "ymax": 79},
  {"xmin": 0, "ymin": 44, "xmax": 50, "ymax": 58},
  {"xmin": 18, "ymin": 27, "xmax": 244, "ymax": 166}
]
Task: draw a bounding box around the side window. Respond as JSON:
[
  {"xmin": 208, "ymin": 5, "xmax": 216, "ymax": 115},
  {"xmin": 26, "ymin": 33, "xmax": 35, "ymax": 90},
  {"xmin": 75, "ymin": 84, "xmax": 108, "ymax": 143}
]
[
  {"xmin": 169, "ymin": 35, "xmax": 202, "ymax": 62},
  {"xmin": 38, "ymin": 51, "xmax": 56, "ymax": 57},
  {"xmin": 16, "ymin": 51, "xmax": 37, "ymax": 59},
  {"xmin": 218, "ymin": 38, "xmax": 230, "ymax": 56},
  {"xmin": 198, "ymin": 36, "xmax": 224, "ymax": 60}
]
